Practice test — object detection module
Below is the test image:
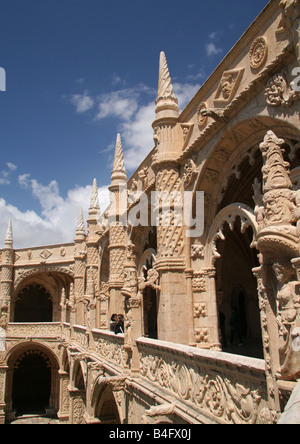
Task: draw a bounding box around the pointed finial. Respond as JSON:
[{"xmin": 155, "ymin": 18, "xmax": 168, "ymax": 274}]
[
  {"xmin": 5, "ymin": 220, "xmax": 13, "ymax": 249},
  {"xmin": 110, "ymin": 133, "xmax": 127, "ymax": 189},
  {"xmin": 155, "ymin": 51, "xmax": 179, "ymax": 118},
  {"xmin": 89, "ymin": 178, "xmax": 100, "ymax": 216},
  {"xmin": 157, "ymin": 51, "xmax": 177, "ymax": 101},
  {"xmin": 113, "ymin": 133, "xmax": 126, "ymax": 174},
  {"xmin": 75, "ymin": 208, "xmax": 85, "ymax": 240}
]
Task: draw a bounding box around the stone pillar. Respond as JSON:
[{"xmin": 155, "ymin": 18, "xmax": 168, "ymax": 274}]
[
  {"xmin": 253, "ymin": 265, "xmax": 281, "ymax": 422},
  {"xmin": 108, "ymin": 134, "xmax": 127, "ymax": 317},
  {"xmin": 121, "ymin": 242, "xmax": 143, "ymax": 375},
  {"xmin": 281, "ymin": 0, "xmax": 300, "ymax": 65},
  {"xmin": 86, "ymin": 179, "xmax": 101, "ymax": 331},
  {"xmin": 74, "ymin": 208, "xmax": 86, "ymax": 327},
  {"xmin": 57, "ymin": 370, "xmax": 70, "ymax": 423},
  {"xmin": 152, "ymin": 52, "xmax": 190, "ymax": 345},
  {"xmin": 1, "ymin": 221, "xmax": 14, "ymax": 328},
  {"xmin": 0, "ymin": 363, "xmax": 8, "ymax": 424},
  {"xmin": 252, "ymin": 130, "xmax": 300, "ymax": 420},
  {"xmin": 191, "ymin": 267, "xmax": 221, "ymax": 349}
]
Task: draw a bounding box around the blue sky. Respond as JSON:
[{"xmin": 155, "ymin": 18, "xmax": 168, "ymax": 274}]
[{"xmin": 0, "ymin": 0, "xmax": 269, "ymax": 248}]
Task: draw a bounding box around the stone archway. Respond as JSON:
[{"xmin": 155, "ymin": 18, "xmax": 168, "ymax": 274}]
[
  {"xmin": 14, "ymin": 284, "xmax": 53, "ymax": 323},
  {"xmin": 204, "ymin": 204, "xmax": 262, "ymax": 357},
  {"xmin": 92, "ymin": 379, "xmax": 122, "ymax": 425},
  {"xmin": 12, "ymin": 350, "xmax": 51, "ymax": 415},
  {"xmin": 12, "ymin": 269, "xmax": 74, "ymax": 323},
  {"xmin": 5, "ymin": 343, "xmax": 60, "ymax": 420}
]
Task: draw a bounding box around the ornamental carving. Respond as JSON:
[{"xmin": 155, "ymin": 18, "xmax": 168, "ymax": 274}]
[
  {"xmin": 191, "ymin": 242, "xmax": 205, "ymax": 259},
  {"xmin": 257, "ymin": 131, "xmax": 297, "ymax": 228},
  {"xmin": 273, "ymin": 261, "xmax": 300, "ymax": 380},
  {"xmin": 214, "ymin": 69, "xmax": 245, "ymax": 105},
  {"xmin": 192, "ymin": 270, "xmax": 207, "ymax": 293},
  {"xmin": 197, "ymin": 102, "xmax": 208, "ymax": 127},
  {"xmin": 138, "ymin": 343, "xmax": 272, "ymax": 424},
  {"xmin": 265, "ymin": 73, "xmax": 298, "ymax": 107},
  {"xmin": 249, "ymin": 36, "xmax": 268, "ymax": 69},
  {"xmin": 194, "ymin": 303, "xmax": 208, "ymax": 318},
  {"xmin": 182, "ymin": 158, "xmax": 197, "ymax": 188}
]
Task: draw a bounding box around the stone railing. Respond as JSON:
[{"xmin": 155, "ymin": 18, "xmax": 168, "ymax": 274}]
[
  {"xmin": 5, "ymin": 322, "xmax": 273, "ymax": 424},
  {"xmin": 6, "ymin": 322, "xmax": 62, "ymax": 339},
  {"xmin": 92, "ymin": 329, "xmax": 126, "ymax": 370},
  {"xmin": 69, "ymin": 325, "xmax": 126, "ymax": 369},
  {"xmin": 136, "ymin": 337, "xmax": 271, "ymax": 425}
]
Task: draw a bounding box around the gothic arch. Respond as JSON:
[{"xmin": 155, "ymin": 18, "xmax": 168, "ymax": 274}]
[
  {"xmin": 206, "ymin": 203, "xmax": 258, "ymax": 267},
  {"xmin": 14, "ymin": 267, "xmax": 74, "ymax": 293},
  {"xmin": 91, "ymin": 377, "xmax": 122, "ymax": 424},
  {"xmin": 5, "ymin": 342, "xmax": 60, "ymax": 417},
  {"xmin": 12, "ymin": 269, "xmax": 74, "ymax": 323},
  {"xmin": 192, "ymin": 116, "xmax": 300, "ymax": 239}
]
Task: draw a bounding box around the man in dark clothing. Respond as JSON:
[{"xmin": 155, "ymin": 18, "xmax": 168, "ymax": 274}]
[{"xmin": 110, "ymin": 314, "xmax": 117, "ymax": 333}]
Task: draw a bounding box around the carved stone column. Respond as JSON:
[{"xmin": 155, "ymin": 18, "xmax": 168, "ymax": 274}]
[
  {"xmin": 108, "ymin": 134, "xmax": 127, "ymax": 316},
  {"xmin": 57, "ymin": 370, "xmax": 70, "ymax": 424},
  {"xmin": 121, "ymin": 242, "xmax": 141, "ymax": 373},
  {"xmin": 253, "ymin": 265, "xmax": 281, "ymax": 422},
  {"xmin": 281, "ymin": 0, "xmax": 300, "ymax": 65},
  {"xmin": 74, "ymin": 208, "xmax": 86, "ymax": 327},
  {"xmin": 191, "ymin": 267, "xmax": 221, "ymax": 350},
  {"xmin": 0, "ymin": 364, "xmax": 8, "ymax": 424},
  {"xmin": 253, "ymin": 130, "xmax": 300, "ymax": 418},
  {"xmin": 152, "ymin": 52, "xmax": 190, "ymax": 344},
  {"xmin": 1, "ymin": 221, "xmax": 14, "ymax": 328}
]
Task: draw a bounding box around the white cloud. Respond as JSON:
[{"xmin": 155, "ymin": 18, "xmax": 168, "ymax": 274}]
[
  {"xmin": 95, "ymin": 89, "xmax": 139, "ymax": 122},
  {"xmin": 0, "ymin": 162, "xmax": 18, "ymax": 185},
  {"xmin": 173, "ymin": 82, "xmax": 201, "ymax": 110},
  {"xmin": 70, "ymin": 91, "xmax": 95, "ymax": 113},
  {"xmin": 206, "ymin": 31, "xmax": 223, "ymax": 57},
  {"xmin": 122, "ymin": 101, "xmax": 156, "ymax": 170},
  {"xmin": 206, "ymin": 42, "xmax": 223, "ymax": 57},
  {"xmin": 0, "ymin": 176, "xmax": 110, "ymax": 249}
]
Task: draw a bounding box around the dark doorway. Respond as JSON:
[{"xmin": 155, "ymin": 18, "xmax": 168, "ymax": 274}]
[
  {"xmin": 14, "ymin": 284, "xmax": 53, "ymax": 322},
  {"xmin": 12, "ymin": 352, "xmax": 51, "ymax": 415},
  {"xmin": 143, "ymin": 287, "xmax": 158, "ymax": 339}
]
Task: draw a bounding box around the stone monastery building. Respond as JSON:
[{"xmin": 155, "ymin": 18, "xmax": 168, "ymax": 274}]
[{"xmin": 0, "ymin": 0, "xmax": 300, "ymax": 424}]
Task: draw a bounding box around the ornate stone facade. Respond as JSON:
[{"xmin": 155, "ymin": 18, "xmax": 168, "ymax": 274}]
[{"xmin": 0, "ymin": 0, "xmax": 300, "ymax": 424}]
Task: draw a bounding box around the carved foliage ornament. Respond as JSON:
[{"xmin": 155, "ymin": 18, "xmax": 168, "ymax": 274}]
[
  {"xmin": 249, "ymin": 37, "xmax": 268, "ymax": 69},
  {"xmin": 265, "ymin": 73, "xmax": 299, "ymax": 107}
]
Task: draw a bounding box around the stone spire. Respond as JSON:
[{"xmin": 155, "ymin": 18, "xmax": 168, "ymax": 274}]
[
  {"xmin": 75, "ymin": 208, "xmax": 85, "ymax": 241},
  {"xmin": 89, "ymin": 178, "xmax": 100, "ymax": 219},
  {"xmin": 152, "ymin": 52, "xmax": 180, "ymax": 164},
  {"xmin": 155, "ymin": 51, "xmax": 179, "ymax": 119},
  {"xmin": 4, "ymin": 220, "xmax": 13, "ymax": 249},
  {"xmin": 110, "ymin": 133, "xmax": 127, "ymax": 190}
]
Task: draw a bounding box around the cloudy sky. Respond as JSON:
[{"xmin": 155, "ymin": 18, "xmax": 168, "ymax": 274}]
[{"xmin": 0, "ymin": 0, "xmax": 269, "ymax": 248}]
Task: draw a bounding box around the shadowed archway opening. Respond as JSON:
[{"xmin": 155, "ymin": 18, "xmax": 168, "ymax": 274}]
[
  {"xmin": 12, "ymin": 351, "xmax": 51, "ymax": 415},
  {"xmin": 95, "ymin": 385, "xmax": 121, "ymax": 425},
  {"xmin": 14, "ymin": 284, "xmax": 52, "ymax": 322},
  {"xmin": 216, "ymin": 219, "xmax": 263, "ymax": 358}
]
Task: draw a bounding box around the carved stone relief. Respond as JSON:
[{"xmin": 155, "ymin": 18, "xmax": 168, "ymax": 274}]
[
  {"xmin": 214, "ymin": 69, "xmax": 245, "ymax": 105},
  {"xmin": 249, "ymin": 36, "xmax": 268, "ymax": 69},
  {"xmin": 265, "ymin": 73, "xmax": 299, "ymax": 107}
]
